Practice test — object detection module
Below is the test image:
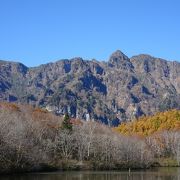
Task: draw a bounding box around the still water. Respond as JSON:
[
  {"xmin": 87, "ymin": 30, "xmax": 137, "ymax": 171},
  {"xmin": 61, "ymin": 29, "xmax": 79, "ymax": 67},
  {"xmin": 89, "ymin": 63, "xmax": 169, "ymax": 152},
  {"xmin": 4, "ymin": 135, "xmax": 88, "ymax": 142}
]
[{"xmin": 1, "ymin": 168, "xmax": 180, "ymax": 180}]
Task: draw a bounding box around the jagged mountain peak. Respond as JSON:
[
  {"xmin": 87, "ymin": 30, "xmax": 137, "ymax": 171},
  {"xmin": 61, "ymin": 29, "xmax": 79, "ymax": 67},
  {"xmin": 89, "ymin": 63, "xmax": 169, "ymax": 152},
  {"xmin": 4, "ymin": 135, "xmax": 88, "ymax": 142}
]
[
  {"xmin": 0, "ymin": 51, "xmax": 180, "ymax": 126},
  {"xmin": 131, "ymin": 53, "xmax": 154, "ymax": 58},
  {"xmin": 109, "ymin": 50, "xmax": 129, "ymax": 62},
  {"xmin": 130, "ymin": 54, "xmax": 157, "ymax": 62},
  {"xmin": 108, "ymin": 50, "xmax": 133, "ymax": 70},
  {"xmin": 0, "ymin": 60, "xmax": 28, "ymax": 75}
]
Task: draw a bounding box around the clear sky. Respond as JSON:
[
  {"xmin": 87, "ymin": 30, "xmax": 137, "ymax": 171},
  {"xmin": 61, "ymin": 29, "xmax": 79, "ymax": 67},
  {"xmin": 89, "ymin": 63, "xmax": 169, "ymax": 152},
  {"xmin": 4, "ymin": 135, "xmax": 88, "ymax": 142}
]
[{"xmin": 0, "ymin": 0, "xmax": 180, "ymax": 67}]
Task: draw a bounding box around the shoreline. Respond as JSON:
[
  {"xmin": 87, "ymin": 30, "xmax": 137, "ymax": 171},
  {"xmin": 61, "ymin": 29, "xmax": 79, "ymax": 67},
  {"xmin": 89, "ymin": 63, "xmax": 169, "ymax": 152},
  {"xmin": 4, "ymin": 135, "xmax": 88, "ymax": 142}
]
[{"xmin": 1, "ymin": 158, "xmax": 179, "ymax": 175}]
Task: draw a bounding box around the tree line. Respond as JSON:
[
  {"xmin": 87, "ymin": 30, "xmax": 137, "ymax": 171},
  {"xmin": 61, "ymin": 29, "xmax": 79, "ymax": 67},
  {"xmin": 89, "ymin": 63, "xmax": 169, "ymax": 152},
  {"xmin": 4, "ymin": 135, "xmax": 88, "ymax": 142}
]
[{"xmin": 0, "ymin": 102, "xmax": 180, "ymax": 173}]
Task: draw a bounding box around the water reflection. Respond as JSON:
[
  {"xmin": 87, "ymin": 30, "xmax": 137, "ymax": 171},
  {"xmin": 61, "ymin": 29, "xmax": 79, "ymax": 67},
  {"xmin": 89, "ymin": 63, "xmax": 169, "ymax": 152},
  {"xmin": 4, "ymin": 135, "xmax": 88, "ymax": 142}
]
[{"xmin": 1, "ymin": 167, "xmax": 180, "ymax": 180}]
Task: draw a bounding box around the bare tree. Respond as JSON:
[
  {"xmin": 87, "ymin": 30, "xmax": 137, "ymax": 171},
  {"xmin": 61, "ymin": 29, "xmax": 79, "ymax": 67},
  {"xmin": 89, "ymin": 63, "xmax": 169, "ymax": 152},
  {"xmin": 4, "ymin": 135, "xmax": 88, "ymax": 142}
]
[{"xmin": 54, "ymin": 129, "xmax": 75, "ymax": 161}]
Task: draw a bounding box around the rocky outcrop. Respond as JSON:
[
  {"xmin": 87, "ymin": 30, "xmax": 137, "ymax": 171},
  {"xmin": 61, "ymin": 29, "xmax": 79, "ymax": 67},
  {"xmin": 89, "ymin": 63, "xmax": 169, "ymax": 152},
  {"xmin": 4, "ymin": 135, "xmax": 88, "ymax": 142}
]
[{"xmin": 0, "ymin": 50, "xmax": 180, "ymax": 126}]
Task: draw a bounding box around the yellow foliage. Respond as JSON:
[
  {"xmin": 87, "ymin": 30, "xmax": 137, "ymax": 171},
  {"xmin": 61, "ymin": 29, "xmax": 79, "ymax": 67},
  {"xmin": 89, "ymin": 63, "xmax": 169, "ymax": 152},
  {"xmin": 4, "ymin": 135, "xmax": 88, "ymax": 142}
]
[{"xmin": 115, "ymin": 109, "xmax": 180, "ymax": 136}]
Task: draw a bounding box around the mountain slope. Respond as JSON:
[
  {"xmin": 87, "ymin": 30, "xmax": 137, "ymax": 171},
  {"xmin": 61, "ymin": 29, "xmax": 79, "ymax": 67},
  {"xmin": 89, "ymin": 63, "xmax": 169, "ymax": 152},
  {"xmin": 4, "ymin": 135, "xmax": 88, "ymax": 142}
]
[{"xmin": 0, "ymin": 50, "xmax": 180, "ymax": 125}]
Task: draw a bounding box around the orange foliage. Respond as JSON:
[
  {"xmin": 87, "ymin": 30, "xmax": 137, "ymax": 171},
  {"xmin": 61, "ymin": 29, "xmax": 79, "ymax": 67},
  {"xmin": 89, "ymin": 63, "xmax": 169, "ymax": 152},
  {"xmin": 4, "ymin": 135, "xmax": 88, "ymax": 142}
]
[
  {"xmin": 33, "ymin": 107, "xmax": 48, "ymax": 114},
  {"xmin": 115, "ymin": 109, "xmax": 180, "ymax": 136},
  {"xmin": 70, "ymin": 118, "xmax": 83, "ymax": 125},
  {"xmin": 0, "ymin": 102, "xmax": 20, "ymax": 112},
  {"xmin": 0, "ymin": 102, "xmax": 62, "ymax": 129}
]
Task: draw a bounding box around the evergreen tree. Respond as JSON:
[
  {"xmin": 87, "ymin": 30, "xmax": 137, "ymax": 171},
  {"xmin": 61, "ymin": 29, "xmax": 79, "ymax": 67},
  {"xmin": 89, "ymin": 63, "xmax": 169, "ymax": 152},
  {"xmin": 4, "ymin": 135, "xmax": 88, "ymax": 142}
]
[{"xmin": 62, "ymin": 113, "xmax": 72, "ymax": 131}]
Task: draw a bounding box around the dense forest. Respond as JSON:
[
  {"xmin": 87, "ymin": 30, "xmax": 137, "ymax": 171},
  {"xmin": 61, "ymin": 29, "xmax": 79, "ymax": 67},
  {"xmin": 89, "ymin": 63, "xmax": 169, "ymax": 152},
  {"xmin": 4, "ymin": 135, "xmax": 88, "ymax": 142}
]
[{"xmin": 0, "ymin": 102, "xmax": 180, "ymax": 173}]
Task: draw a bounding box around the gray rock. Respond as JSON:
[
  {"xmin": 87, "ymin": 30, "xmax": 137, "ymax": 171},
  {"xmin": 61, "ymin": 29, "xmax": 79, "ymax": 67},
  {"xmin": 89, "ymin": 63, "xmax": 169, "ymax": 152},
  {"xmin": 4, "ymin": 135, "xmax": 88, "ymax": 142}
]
[{"xmin": 0, "ymin": 50, "xmax": 180, "ymax": 126}]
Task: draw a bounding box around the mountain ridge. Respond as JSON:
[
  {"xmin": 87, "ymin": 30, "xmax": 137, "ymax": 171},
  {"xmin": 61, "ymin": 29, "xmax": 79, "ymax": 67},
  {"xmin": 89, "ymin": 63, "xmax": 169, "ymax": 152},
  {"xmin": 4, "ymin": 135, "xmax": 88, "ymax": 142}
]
[
  {"xmin": 0, "ymin": 50, "xmax": 180, "ymax": 125},
  {"xmin": 2, "ymin": 50, "xmax": 179, "ymax": 68}
]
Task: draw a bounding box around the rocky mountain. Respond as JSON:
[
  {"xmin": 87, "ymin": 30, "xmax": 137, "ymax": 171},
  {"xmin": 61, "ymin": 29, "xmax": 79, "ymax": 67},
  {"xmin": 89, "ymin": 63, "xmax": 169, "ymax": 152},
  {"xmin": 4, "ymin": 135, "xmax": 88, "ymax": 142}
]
[{"xmin": 0, "ymin": 50, "xmax": 180, "ymax": 125}]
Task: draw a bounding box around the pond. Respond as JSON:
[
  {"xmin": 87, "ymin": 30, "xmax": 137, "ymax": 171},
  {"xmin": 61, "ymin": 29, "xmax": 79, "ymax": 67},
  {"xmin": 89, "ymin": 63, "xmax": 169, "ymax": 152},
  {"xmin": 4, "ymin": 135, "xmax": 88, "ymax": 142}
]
[{"xmin": 1, "ymin": 167, "xmax": 180, "ymax": 180}]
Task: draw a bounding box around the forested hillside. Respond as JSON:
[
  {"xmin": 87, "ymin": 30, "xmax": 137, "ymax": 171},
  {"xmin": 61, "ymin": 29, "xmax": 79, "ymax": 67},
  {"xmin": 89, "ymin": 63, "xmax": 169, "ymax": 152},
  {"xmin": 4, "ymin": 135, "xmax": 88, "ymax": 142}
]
[
  {"xmin": 115, "ymin": 109, "xmax": 180, "ymax": 136},
  {"xmin": 0, "ymin": 102, "xmax": 152, "ymax": 173},
  {"xmin": 0, "ymin": 50, "xmax": 180, "ymax": 125},
  {"xmin": 0, "ymin": 102, "xmax": 180, "ymax": 173},
  {"xmin": 115, "ymin": 110, "xmax": 180, "ymax": 166}
]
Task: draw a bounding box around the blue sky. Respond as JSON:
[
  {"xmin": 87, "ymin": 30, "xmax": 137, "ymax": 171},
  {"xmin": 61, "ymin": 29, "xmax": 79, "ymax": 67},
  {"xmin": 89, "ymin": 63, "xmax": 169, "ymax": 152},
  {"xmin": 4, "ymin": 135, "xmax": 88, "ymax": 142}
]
[{"xmin": 0, "ymin": 0, "xmax": 180, "ymax": 66}]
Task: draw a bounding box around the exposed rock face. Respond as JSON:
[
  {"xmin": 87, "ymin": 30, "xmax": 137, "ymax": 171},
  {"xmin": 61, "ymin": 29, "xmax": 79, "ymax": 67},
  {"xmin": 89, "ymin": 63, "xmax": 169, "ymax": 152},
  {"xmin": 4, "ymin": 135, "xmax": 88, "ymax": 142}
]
[{"xmin": 0, "ymin": 51, "xmax": 180, "ymax": 125}]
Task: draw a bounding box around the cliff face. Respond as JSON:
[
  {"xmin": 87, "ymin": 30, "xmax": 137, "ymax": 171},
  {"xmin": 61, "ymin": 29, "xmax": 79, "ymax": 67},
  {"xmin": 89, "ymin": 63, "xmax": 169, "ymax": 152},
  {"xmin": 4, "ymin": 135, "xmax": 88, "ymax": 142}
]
[{"xmin": 0, "ymin": 50, "xmax": 180, "ymax": 125}]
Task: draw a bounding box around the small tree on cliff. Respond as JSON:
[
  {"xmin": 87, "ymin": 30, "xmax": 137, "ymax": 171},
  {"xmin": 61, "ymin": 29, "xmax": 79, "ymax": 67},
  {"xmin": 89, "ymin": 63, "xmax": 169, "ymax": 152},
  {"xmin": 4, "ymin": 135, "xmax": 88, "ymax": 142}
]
[{"xmin": 62, "ymin": 113, "xmax": 72, "ymax": 131}]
